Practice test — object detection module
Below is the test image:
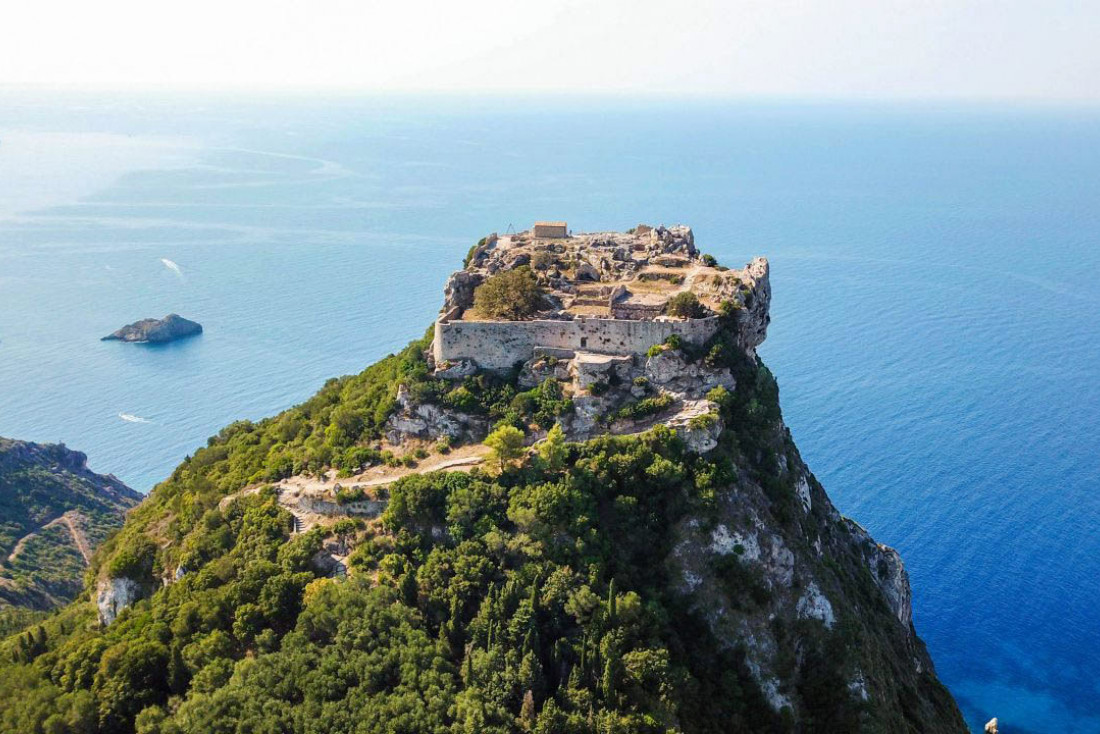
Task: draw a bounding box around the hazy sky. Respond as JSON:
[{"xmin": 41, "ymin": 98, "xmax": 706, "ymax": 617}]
[{"xmin": 2, "ymin": 0, "xmax": 1097, "ymax": 100}]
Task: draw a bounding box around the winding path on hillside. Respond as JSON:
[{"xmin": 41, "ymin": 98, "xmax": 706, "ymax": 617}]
[{"xmin": 5, "ymin": 511, "xmax": 92, "ymax": 565}]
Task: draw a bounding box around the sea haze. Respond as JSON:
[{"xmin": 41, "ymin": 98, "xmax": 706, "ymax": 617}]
[{"xmin": 0, "ymin": 91, "xmax": 1097, "ymax": 732}]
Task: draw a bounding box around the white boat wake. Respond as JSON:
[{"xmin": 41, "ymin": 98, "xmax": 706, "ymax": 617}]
[
  {"xmin": 160, "ymin": 258, "xmax": 184, "ymax": 279},
  {"xmin": 118, "ymin": 412, "xmax": 151, "ymax": 424}
]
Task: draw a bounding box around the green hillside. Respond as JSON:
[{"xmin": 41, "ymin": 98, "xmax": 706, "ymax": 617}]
[
  {"xmin": 0, "ymin": 303, "xmax": 964, "ymax": 733},
  {"xmin": 0, "ymin": 439, "xmax": 141, "ymax": 614}
]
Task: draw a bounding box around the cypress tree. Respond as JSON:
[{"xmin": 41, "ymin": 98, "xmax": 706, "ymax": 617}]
[{"xmin": 602, "ymin": 658, "xmax": 615, "ymax": 702}]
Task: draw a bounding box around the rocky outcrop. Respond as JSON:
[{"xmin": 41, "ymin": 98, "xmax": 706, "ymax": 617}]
[
  {"xmin": 385, "ymin": 385, "xmax": 489, "ymax": 445},
  {"xmin": 665, "ymin": 438, "xmax": 953, "ymax": 726},
  {"xmin": 644, "ymin": 348, "xmax": 735, "ymax": 396},
  {"xmin": 646, "ymin": 224, "xmax": 696, "ymax": 256},
  {"xmin": 95, "ymin": 576, "xmax": 145, "ymax": 626},
  {"xmin": 734, "ymin": 257, "xmax": 771, "ymax": 356},
  {"xmin": 570, "ymin": 352, "xmax": 632, "ymax": 389},
  {"xmin": 102, "ymin": 313, "xmax": 202, "ymax": 343},
  {"xmin": 518, "ymin": 354, "xmax": 572, "ymax": 388},
  {"xmin": 664, "ymin": 400, "xmax": 723, "ymax": 453},
  {"xmin": 442, "ymin": 271, "xmax": 484, "ymax": 313},
  {"xmin": 434, "ymin": 359, "xmax": 478, "ymax": 380}
]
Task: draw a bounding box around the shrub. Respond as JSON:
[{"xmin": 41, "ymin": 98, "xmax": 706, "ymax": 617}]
[
  {"xmin": 706, "ymin": 385, "xmax": 732, "ymax": 410},
  {"xmin": 106, "ymin": 535, "xmax": 157, "ymax": 580},
  {"xmin": 701, "ymin": 254, "xmax": 717, "ymax": 267},
  {"xmin": 632, "ymin": 376, "xmax": 649, "ymax": 388},
  {"xmin": 537, "ymin": 423, "xmax": 568, "ymax": 471},
  {"xmin": 483, "ymin": 425, "xmax": 526, "ymax": 471},
  {"xmin": 666, "ymin": 291, "xmax": 702, "ymax": 319},
  {"xmin": 614, "ymin": 393, "xmax": 674, "ymax": 422},
  {"xmin": 719, "ymin": 299, "xmax": 742, "ymax": 318},
  {"xmin": 646, "ymin": 344, "xmax": 666, "ymax": 358},
  {"xmin": 335, "ymin": 485, "xmax": 368, "ymax": 505},
  {"xmin": 531, "ymin": 251, "xmax": 554, "ymax": 271},
  {"xmin": 688, "ymin": 412, "xmax": 719, "ymax": 430},
  {"xmin": 472, "ymin": 267, "xmax": 544, "ymax": 320},
  {"xmin": 463, "ymin": 236, "xmax": 487, "ymax": 267},
  {"xmin": 444, "ymin": 386, "xmax": 479, "ymax": 412},
  {"xmin": 588, "ymin": 380, "xmax": 609, "ymax": 396}
]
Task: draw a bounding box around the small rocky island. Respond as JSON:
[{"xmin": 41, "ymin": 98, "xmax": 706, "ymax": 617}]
[{"xmin": 101, "ymin": 313, "xmax": 202, "ymax": 344}]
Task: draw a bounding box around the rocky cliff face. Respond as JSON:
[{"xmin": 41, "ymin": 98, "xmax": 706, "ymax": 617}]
[
  {"xmin": 102, "ymin": 313, "xmax": 202, "ymax": 343},
  {"xmin": 395, "ymin": 236, "xmax": 962, "ymax": 728},
  {"xmin": 663, "ymin": 399, "xmax": 955, "ymax": 726}
]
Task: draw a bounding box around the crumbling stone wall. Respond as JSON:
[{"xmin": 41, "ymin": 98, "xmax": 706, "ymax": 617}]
[{"xmin": 433, "ymin": 315, "xmax": 721, "ymax": 371}]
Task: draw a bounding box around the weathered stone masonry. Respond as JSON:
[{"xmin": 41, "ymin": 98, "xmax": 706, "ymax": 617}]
[{"xmin": 433, "ymin": 315, "xmax": 722, "ymax": 371}]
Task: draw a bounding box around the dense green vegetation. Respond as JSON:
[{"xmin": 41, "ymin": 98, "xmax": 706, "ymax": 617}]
[
  {"xmin": 0, "ymin": 440, "xmax": 141, "ymax": 613},
  {"xmin": 0, "ymin": 420, "xmax": 793, "ymax": 734},
  {"xmin": 665, "ymin": 292, "xmax": 703, "ymax": 319},
  {"xmin": 0, "ymin": 304, "xmax": 964, "ymax": 733},
  {"xmin": 471, "ymin": 267, "xmax": 545, "ymax": 320}
]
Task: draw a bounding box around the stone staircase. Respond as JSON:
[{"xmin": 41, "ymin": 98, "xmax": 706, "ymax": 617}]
[{"xmin": 290, "ymin": 511, "xmax": 306, "ymax": 534}]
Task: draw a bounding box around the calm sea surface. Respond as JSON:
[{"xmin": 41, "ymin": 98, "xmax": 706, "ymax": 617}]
[{"xmin": 0, "ymin": 91, "xmax": 1097, "ymax": 732}]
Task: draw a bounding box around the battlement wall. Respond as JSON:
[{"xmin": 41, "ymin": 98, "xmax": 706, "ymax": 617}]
[{"xmin": 433, "ymin": 316, "xmax": 721, "ymax": 371}]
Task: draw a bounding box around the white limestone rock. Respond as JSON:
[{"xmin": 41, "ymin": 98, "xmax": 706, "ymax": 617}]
[
  {"xmin": 796, "ymin": 581, "xmax": 836, "ymax": 628},
  {"xmin": 736, "ymin": 257, "xmax": 771, "ymax": 356},
  {"xmin": 518, "ymin": 356, "xmax": 572, "ymax": 388},
  {"xmin": 571, "ymin": 352, "xmax": 632, "ymax": 390},
  {"xmin": 96, "ymin": 576, "xmax": 145, "ymax": 626},
  {"xmin": 795, "ymin": 474, "xmax": 812, "ymax": 512}
]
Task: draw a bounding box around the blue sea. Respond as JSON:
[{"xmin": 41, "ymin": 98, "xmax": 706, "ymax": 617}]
[{"xmin": 0, "ymin": 91, "xmax": 1097, "ymax": 732}]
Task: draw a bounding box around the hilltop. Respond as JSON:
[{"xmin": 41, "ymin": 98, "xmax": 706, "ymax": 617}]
[{"xmin": 0, "ymin": 226, "xmax": 965, "ymax": 733}]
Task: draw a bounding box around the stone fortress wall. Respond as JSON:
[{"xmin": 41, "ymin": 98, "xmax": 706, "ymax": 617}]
[
  {"xmin": 430, "ymin": 223, "xmax": 770, "ymax": 373},
  {"xmin": 433, "ymin": 314, "xmax": 721, "ymax": 371}
]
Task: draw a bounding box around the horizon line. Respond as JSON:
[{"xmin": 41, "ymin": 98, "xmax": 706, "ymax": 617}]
[{"xmin": 1, "ymin": 83, "xmax": 1099, "ymax": 110}]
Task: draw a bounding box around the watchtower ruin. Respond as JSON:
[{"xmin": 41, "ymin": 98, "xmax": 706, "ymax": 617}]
[{"xmin": 532, "ymin": 221, "xmax": 568, "ymax": 239}]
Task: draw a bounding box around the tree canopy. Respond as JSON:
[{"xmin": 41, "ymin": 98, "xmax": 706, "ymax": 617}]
[
  {"xmin": 483, "ymin": 425, "xmax": 526, "ymax": 472},
  {"xmin": 472, "ymin": 267, "xmax": 545, "ymax": 320},
  {"xmin": 666, "ymin": 291, "xmax": 703, "ymax": 319}
]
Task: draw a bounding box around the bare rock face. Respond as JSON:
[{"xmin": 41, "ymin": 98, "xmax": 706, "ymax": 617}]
[
  {"xmin": 518, "ymin": 355, "xmax": 572, "ymax": 388},
  {"xmin": 735, "ymin": 257, "xmax": 771, "ymax": 356},
  {"xmin": 849, "ymin": 520, "xmax": 915, "ymax": 629},
  {"xmin": 434, "ymin": 359, "xmax": 478, "ymax": 380},
  {"xmin": 570, "ymin": 352, "xmax": 632, "ymax": 389},
  {"xmin": 664, "ymin": 438, "xmax": 954, "ymax": 725},
  {"xmin": 102, "ymin": 313, "xmax": 202, "ymax": 344},
  {"xmin": 665, "ymin": 399, "xmax": 723, "ymax": 453},
  {"xmin": 385, "ymin": 385, "xmax": 488, "ymax": 445},
  {"xmin": 644, "ymin": 349, "xmax": 735, "ymax": 396},
  {"xmin": 872, "ymin": 544, "xmax": 914, "ymax": 628},
  {"xmin": 96, "ymin": 576, "xmax": 145, "ymax": 626},
  {"xmin": 647, "ymin": 225, "xmax": 696, "ymax": 256},
  {"xmin": 442, "ymin": 271, "xmax": 484, "ymax": 313}
]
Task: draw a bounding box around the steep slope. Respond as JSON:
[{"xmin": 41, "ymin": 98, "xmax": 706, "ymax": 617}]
[
  {"xmin": 0, "ymin": 239, "xmax": 964, "ymax": 734},
  {"xmin": 0, "ymin": 439, "xmax": 142, "ymax": 612}
]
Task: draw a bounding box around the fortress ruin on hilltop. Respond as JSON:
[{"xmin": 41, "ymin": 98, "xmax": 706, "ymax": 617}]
[{"xmin": 432, "ymin": 222, "xmax": 772, "ymax": 373}]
